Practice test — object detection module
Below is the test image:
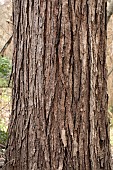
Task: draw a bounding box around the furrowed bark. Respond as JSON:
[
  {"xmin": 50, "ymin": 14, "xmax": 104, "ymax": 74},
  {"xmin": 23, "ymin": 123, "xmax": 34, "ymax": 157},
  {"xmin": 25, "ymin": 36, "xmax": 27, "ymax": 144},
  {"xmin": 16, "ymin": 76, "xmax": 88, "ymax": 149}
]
[{"xmin": 5, "ymin": 0, "xmax": 111, "ymax": 170}]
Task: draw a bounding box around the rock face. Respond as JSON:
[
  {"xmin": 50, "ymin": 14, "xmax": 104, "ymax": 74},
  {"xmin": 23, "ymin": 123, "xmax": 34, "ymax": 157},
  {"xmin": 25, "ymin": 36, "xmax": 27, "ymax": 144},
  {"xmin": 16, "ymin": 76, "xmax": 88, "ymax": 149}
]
[{"xmin": 0, "ymin": 0, "xmax": 12, "ymax": 58}]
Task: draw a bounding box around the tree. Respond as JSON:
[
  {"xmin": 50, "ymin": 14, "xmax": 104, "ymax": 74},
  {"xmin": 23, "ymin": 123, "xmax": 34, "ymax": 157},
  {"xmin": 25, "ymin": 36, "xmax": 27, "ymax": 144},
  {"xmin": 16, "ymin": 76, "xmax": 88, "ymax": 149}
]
[{"xmin": 5, "ymin": 0, "xmax": 111, "ymax": 170}]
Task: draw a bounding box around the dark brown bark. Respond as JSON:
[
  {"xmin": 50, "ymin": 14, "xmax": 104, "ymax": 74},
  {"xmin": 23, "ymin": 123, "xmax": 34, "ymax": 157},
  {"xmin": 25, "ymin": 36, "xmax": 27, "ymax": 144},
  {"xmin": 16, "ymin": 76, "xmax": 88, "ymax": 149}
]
[
  {"xmin": 0, "ymin": 35, "xmax": 13, "ymax": 57},
  {"xmin": 5, "ymin": 0, "xmax": 111, "ymax": 170}
]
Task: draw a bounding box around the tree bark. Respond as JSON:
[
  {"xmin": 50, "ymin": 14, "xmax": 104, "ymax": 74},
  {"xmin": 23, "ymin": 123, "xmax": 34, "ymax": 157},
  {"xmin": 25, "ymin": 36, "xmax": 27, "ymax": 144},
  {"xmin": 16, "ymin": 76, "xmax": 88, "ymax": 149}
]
[{"xmin": 5, "ymin": 0, "xmax": 111, "ymax": 170}]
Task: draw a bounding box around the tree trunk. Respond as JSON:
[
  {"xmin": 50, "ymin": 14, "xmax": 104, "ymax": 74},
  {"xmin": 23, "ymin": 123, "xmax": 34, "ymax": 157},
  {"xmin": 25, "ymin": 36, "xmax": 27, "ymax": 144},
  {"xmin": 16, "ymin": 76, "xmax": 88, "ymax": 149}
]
[{"xmin": 5, "ymin": 0, "xmax": 111, "ymax": 170}]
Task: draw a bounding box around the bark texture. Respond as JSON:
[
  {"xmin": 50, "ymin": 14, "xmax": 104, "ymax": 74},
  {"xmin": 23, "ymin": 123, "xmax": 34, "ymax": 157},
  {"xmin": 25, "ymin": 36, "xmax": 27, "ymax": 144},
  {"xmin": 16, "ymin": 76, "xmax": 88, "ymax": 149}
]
[{"xmin": 5, "ymin": 0, "xmax": 111, "ymax": 170}]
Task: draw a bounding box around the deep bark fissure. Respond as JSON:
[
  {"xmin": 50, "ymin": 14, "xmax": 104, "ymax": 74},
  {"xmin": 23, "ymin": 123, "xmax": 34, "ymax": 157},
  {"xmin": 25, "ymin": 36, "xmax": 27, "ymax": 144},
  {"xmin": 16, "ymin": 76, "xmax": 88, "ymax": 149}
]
[
  {"xmin": 43, "ymin": 0, "xmax": 48, "ymax": 137},
  {"xmin": 86, "ymin": 1, "xmax": 92, "ymax": 169}
]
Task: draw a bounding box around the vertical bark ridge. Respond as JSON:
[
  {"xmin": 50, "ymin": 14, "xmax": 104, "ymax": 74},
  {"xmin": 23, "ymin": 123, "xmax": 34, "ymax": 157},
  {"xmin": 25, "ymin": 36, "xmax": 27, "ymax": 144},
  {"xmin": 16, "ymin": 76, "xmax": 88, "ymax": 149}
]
[{"xmin": 5, "ymin": 0, "xmax": 111, "ymax": 170}]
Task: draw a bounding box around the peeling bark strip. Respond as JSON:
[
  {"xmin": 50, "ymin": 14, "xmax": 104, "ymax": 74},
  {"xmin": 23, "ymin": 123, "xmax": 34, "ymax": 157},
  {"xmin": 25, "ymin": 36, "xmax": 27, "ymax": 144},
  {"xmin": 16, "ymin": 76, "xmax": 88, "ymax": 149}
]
[
  {"xmin": 0, "ymin": 35, "xmax": 13, "ymax": 56},
  {"xmin": 5, "ymin": 0, "xmax": 111, "ymax": 170}
]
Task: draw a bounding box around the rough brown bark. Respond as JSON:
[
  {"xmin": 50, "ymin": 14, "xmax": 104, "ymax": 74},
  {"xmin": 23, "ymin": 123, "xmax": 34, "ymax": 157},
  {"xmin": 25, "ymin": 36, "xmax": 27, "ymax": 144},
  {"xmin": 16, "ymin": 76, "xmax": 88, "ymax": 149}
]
[{"xmin": 5, "ymin": 0, "xmax": 111, "ymax": 170}]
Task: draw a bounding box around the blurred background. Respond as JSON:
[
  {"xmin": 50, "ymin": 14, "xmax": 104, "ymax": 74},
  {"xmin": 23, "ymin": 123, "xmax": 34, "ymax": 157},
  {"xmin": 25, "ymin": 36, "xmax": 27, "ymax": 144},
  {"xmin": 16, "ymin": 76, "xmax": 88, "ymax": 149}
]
[
  {"xmin": 107, "ymin": 15, "xmax": 113, "ymax": 152},
  {"xmin": 0, "ymin": 0, "xmax": 113, "ymax": 158},
  {"xmin": 0, "ymin": 0, "xmax": 12, "ymax": 151}
]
